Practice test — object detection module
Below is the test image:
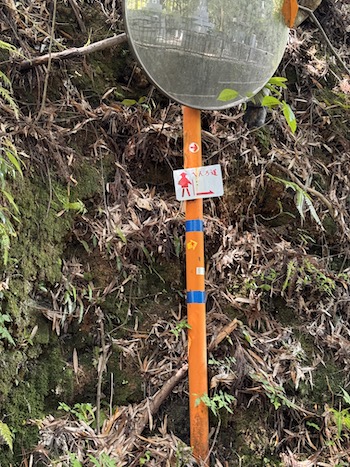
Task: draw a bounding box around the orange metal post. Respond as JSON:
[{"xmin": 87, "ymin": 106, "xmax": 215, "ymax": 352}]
[{"xmin": 183, "ymin": 106, "xmax": 209, "ymax": 466}]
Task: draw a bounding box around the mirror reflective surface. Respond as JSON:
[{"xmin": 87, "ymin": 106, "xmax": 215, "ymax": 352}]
[{"xmin": 124, "ymin": 0, "xmax": 289, "ymax": 110}]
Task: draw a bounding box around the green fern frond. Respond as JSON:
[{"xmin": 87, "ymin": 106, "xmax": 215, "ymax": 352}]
[
  {"xmin": 267, "ymin": 174, "xmax": 323, "ymax": 228},
  {"xmin": 0, "ymin": 86, "xmax": 13, "ymax": 102},
  {"xmin": 0, "ymin": 86, "xmax": 19, "ymax": 118},
  {"xmin": 0, "ymin": 325, "xmax": 15, "ymax": 345},
  {"xmin": 0, "ymin": 70, "xmax": 11, "ymax": 89},
  {"xmin": 0, "ymin": 421, "xmax": 14, "ymax": 452},
  {"xmin": 3, "ymin": 139, "xmax": 23, "ymax": 176},
  {"xmin": 0, "ymin": 64, "xmax": 19, "ymax": 119},
  {"xmin": 0, "ymin": 40, "xmax": 17, "ymax": 53},
  {"xmin": 0, "ymin": 137, "xmax": 22, "ymax": 265}
]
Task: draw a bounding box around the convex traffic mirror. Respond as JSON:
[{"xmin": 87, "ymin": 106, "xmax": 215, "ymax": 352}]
[{"xmin": 124, "ymin": 0, "xmax": 290, "ymax": 110}]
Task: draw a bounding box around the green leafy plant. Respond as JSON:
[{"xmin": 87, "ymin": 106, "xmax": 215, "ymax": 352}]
[
  {"xmin": 251, "ymin": 373, "xmax": 297, "ymax": 410},
  {"xmin": 69, "ymin": 452, "xmax": 117, "ymax": 467},
  {"xmin": 58, "ymin": 402, "xmax": 95, "ymax": 425},
  {"xmin": 56, "ymin": 190, "xmax": 87, "ymax": 216},
  {"xmin": 0, "ymin": 40, "xmax": 19, "ymax": 118},
  {"xmin": 261, "ymin": 77, "xmax": 297, "ymax": 133},
  {"xmin": 267, "ymin": 174, "xmax": 323, "ymax": 228},
  {"xmin": 328, "ymin": 388, "xmax": 350, "ymax": 440},
  {"xmin": 301, "ymin": 259, "xmax": 335, "ymax": 296},
  {"xmin": 139, "ymin": 450, "xmax": 152, "ymax": 465},
  {"xmin": 121, "ymin": 95, "xmax": 156, "ymax": 113},
  {"xmin": 208, "ymin": 355, "xmax": 236, "ymax": 370},
  {"xmin": 0, "ymin": 312, "xmax": 15, "ymax": 346},
  {"xmin": 282, "ymin": 259, "xmax": 297, "ymax": 294},
  {"xmin": 69, "ymin": 453, "xmax": 83, "ymax": 467},
  {"xmin": 115, "ymin": 226, "xmax": 127, "ymax": 244},
  {"xmin": 0, "ymin": 72, "xmax": 18, "ymax": 118},
  {"xmin": 195, "ymin": 390, "xmax": 236, "ymax": 417},
  {"xmin": 306, "ymin": 421, "xmax": 321, "ymax": 431},
  {"xmin": 282, "ymin": 258, "xmax": 335, "ymax": 297},
  {"xmin": 170, "ymin": 319, "xmax": 191, "ymax": 339},
  {"xmin": 0, "ymin": 40, "xmax": 17, "ymax": 53},
  {"xmin": 0, "ymin": 420, "xmax": 14, "ymax": 452},
  {"xmin": 245, "ymin": 268, "xmax": 278, "ymax": 293},
  {"xmin": 52, "ymin": 264, "xmax": 96, "ymax": 330},
  {"xmin": 88, "ymin": 453, "xmax": 117, "ymax": 467},
  {"xmin": 62, "ymin": 283, "xmax": 85, "ymax": 325},
  {"xmin": 174, "ymin": 441, "xmax": 194, "ymax": 467},
  {"xmin": 217, "ymin": 77, "xmax": 297, "ymax": 133}
]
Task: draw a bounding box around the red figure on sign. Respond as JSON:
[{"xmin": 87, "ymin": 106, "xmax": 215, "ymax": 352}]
[{"xmin": 178, "ymin": 172, "xmax": 192, "ymax": 196}]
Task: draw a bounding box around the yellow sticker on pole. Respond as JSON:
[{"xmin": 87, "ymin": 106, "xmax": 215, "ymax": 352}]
[{"xmin": 187, "ymin": 240, "xmax": 198, "ymax": 250}]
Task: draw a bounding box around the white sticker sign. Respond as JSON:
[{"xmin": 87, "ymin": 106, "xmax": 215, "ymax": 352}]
[{"xmin": 173, "ymin": 164, "xmax": 224, "ymax": 201}]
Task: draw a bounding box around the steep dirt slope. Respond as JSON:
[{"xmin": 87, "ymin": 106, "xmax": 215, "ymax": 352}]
[{"xmin": 0, "ymin": 0, "xmax": 349, "ymax": 465}]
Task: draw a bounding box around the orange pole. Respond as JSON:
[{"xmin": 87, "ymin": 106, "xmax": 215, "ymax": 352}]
[{"xmin": 183, "ymin": 106, "xmax": 209, "ymax": 466}]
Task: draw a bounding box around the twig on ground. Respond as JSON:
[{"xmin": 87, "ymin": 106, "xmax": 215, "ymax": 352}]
[{"xmin": 18, "ymin": 33, "xmax": 128, "ymax": 70}]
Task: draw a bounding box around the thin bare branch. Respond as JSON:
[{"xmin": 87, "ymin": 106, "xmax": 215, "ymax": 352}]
[{"xmin": 19, "ymin": 33, "xmax": 128, "ymax": 70}]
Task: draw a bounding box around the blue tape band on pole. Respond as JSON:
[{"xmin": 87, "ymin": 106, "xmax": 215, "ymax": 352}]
[
  {"xmin": 187, "ymin": 291, "xmax": 206, "ymax": 304},
  {"xmin": 185, "ymin": 220, "xmax": 204, "ymax": 232}
]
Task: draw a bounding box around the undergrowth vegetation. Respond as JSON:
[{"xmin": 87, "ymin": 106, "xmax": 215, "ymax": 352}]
[
  {"xmin": 0, "ymin": 138, "xmax": 23, "ymax": 266},
  {"xmin": 0, "ymin": 0, "xmax": 349, "ymax": 466}
]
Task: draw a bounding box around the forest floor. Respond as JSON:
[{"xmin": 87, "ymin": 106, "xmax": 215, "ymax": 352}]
[{"xmin": 0, "ymin": 0, "xmax": 349, "ymax": 466}]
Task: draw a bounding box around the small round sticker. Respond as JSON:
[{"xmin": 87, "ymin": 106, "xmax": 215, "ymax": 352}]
[{"xmin": 189, "ymin": 142, "xmax": 199, "ymax": 153}]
